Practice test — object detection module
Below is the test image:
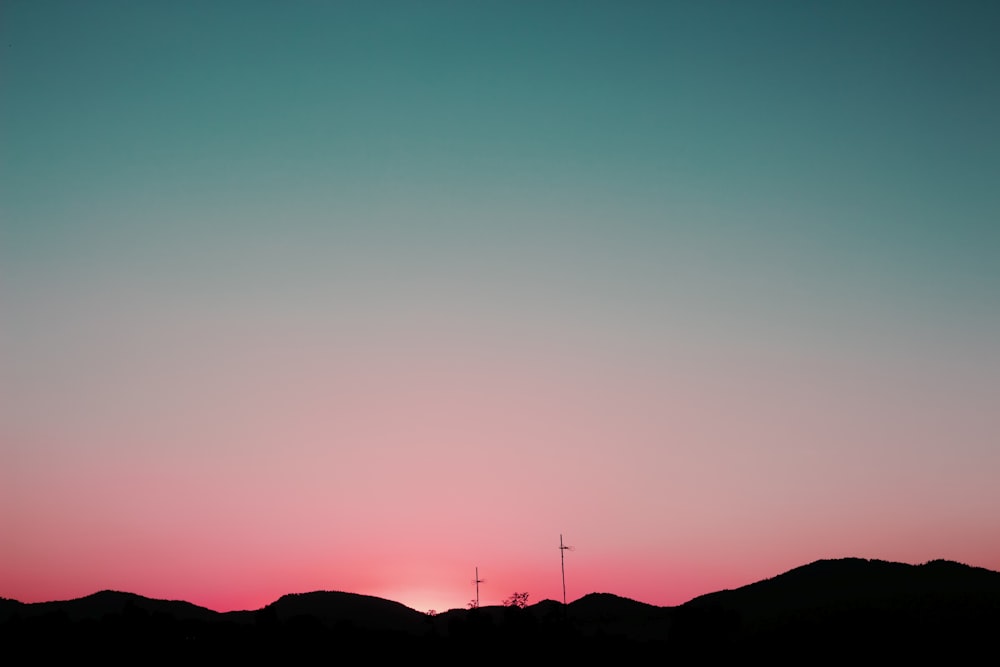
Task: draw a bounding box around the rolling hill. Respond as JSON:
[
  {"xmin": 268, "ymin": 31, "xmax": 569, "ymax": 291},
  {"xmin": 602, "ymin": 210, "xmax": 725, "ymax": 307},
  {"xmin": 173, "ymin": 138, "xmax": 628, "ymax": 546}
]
[{"xmin": 3, "ymin": 557, "xmax": 998, "ymax": 659}]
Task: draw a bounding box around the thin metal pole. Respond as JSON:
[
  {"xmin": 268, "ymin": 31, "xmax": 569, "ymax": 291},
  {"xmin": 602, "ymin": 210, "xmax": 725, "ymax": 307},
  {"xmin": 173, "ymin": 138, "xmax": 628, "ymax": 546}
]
[{"xmin": 560, "ymin": 534, "xmax": 567, "ymax": 606}]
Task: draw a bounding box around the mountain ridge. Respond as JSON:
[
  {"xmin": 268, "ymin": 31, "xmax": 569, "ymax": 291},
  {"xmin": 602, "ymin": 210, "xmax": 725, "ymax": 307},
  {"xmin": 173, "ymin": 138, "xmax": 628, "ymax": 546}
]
[
  {"xmin": 3, "ymin": 557, "xmax": 998, "ymax": 620},
  {"xmin": 3, "ymin": 557, "xmax": 998, "ymax": 659},
  {"xmin": 685, "ymin": 556, "xmax": 1000, "ymax": 611}
]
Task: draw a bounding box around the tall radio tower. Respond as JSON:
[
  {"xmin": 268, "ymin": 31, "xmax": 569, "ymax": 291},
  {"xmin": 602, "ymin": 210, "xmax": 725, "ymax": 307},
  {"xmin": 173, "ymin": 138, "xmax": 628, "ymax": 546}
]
[
  {"xmin": 559, "ymin": 534, "xmax": 574, "ymax": 606},
  {"xmin": 472, "ymin": 567, "xmax": 485, "ymax": 608}
]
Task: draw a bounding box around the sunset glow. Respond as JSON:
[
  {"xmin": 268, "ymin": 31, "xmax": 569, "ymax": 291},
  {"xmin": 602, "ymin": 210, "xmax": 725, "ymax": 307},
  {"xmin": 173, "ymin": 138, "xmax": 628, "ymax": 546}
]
[{"xmin": 2, "ymin": 1, "xmax": 998, "ymax": 614}]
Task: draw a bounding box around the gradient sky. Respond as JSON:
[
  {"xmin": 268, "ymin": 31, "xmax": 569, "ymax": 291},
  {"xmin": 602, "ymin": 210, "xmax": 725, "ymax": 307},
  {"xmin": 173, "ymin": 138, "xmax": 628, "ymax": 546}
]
[{"xmin": 2, "ymin": 1, "xmax": 999, "ymax": 615}]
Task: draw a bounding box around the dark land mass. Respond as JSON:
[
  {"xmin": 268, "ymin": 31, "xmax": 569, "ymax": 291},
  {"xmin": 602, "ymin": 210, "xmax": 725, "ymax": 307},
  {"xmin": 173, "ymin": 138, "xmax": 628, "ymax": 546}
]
[{"xmin": 3, "ymin": 558, "xmax": 999, "ymax": 662}]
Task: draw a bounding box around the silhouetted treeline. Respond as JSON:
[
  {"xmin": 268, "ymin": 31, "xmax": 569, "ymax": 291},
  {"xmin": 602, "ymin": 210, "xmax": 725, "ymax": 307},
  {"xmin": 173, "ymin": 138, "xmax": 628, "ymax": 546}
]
[{"xmin": 3, "ymin": 559, "xmax": 999, "ymax": 662}]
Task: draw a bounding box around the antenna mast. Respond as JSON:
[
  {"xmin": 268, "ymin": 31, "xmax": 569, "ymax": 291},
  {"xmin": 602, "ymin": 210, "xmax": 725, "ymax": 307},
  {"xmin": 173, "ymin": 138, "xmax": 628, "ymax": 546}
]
[
  {"xmin": 473, "ymin": 567, "xmax": 484, "ymax": 608},
  {"xmin": 559, "ymin": 534, "xmax": 571, "ymax": 606}
]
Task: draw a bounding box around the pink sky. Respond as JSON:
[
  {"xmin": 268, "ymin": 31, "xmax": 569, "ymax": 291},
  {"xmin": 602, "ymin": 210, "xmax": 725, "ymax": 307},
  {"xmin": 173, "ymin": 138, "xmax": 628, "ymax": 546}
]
[
  {"xmin": 3, "ymin": 1, "xmax": 999, "ymax": 616},
  {"xmin": 4, "ymin": 291, "xmax": 998, "ymax": 613}
]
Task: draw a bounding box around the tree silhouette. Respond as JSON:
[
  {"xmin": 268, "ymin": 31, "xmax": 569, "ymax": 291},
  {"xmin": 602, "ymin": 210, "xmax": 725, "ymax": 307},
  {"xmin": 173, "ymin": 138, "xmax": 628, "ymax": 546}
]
[{"xmin": 503, "ymin": 592, "xmax": 529, "ymax": 608}]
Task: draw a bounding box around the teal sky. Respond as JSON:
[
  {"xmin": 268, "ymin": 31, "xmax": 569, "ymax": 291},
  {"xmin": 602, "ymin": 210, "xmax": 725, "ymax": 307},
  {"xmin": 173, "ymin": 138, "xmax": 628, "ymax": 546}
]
[
  {"xmin": 4, "ymin": 2, "xmax": 998, "ymax": 303},
  {"xmin": 2, "ymin": 2, "xmax": 999, "ymax": 612}
]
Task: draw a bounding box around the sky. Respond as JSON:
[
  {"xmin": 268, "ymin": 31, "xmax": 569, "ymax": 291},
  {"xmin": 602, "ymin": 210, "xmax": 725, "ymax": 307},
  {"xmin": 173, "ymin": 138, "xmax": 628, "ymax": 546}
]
[{"xmin": 2, "ymin": 1, "xmax": 998, "ymax": 615}]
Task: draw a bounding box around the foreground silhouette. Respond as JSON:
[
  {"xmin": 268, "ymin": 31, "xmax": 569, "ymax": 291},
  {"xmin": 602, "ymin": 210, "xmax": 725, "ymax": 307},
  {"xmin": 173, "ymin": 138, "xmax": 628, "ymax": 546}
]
[{"xmin": 3, "ymin": 558, "xmax": 998, "ymax": 661}]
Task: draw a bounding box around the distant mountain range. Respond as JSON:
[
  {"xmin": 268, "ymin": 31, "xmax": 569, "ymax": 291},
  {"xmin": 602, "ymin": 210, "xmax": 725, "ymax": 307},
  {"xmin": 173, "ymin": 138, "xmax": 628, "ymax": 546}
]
[{"xmin": 3, "ymin": 558, "xmax": 998, "ymax": 660}]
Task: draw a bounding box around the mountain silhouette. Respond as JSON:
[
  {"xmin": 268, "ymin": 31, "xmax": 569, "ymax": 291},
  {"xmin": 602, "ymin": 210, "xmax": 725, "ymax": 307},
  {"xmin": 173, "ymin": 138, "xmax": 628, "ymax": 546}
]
[
  {"xmin": 0, "ymin": 589, "xmax": 220, "ymax": 624},
  {"xmin": 3, "ymin": 557, "xmax": 998, "ymax": 660},
  {"xmin": 260, "ymin": 590, "xmax": 429, "ymax": 635},
  {"xmin": 685, "ymin": 557, "xmax": 1000, "ymax": 614},
  {"xmin": 674, "ymin": 558, "xmax": 1000, "ymax": 660}
]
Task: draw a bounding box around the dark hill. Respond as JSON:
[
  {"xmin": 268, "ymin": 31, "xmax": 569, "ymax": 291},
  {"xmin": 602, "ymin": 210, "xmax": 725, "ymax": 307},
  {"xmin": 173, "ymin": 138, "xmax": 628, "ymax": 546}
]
[
  {"xmin": 685, "ymin": 557, "xmax": 1000, "ymax": 614},
  {"xmin": 571, "ymin": 591, "xmax": 656, "ymax": 615},
  {"xmin": 3, "ymin": 558, "xmax": 999, "ymax": 660},
  {"xmin": 567, "ymin": 592, "xmax": 672, "ymax": 642},
  {"xmin": 260, "ymin": 590, "xmax": 428, "ymax": 635},
  {"xmin": 0, "ymin": 589, "xmax": 219, "ymax": 624},
  {"xmin": 677, "ymin": 558, "xmax": 1000, "ymax": 659}
]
